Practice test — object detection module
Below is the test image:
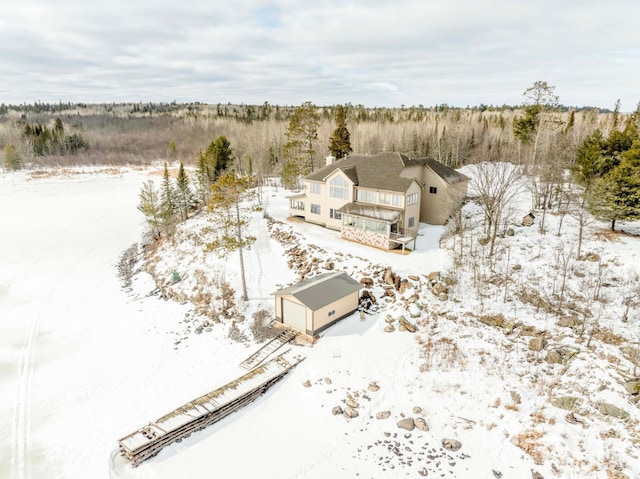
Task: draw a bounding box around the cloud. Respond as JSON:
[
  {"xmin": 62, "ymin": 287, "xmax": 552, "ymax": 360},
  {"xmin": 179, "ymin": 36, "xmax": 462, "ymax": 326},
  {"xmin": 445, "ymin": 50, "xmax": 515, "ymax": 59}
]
[{"xmin": 0, "ymin": 0, "xmax": 638, "ymax": 109}]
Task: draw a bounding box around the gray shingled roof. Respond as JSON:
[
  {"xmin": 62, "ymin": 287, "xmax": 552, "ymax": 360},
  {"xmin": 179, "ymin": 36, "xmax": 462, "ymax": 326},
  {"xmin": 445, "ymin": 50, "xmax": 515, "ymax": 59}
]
[
  {"xmin": 403, "ymin": 157, "xmax": 470, "ymax": 184},
  {"xmin": 305, "ymin": 152, "xmax": 415, "ymax": 193},
  {"xmin": 273, "ymin": 272, "xmax": 362, "ymax": 311}
]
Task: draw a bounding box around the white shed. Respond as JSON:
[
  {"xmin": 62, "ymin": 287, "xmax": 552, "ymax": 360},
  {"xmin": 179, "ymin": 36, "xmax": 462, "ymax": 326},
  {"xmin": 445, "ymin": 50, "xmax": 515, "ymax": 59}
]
[{"xmin": 273, "ymin": 272, "xmax": 363, "ymax": 336}]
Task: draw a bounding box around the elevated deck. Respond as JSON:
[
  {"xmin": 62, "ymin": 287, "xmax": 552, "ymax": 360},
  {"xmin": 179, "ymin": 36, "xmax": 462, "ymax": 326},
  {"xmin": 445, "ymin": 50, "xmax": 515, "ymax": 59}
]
[{"xmin": 118, "ymin": 353, "xmax": 303, "ymax": 467}]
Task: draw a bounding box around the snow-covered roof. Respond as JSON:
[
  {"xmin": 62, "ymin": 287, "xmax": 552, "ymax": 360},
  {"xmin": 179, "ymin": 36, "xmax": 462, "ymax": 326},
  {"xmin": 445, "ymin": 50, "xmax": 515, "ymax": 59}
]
[
  {"xmin": 337, "ymin": 202, "xmax": 402, "ymax": 222},
  {"xmin": 273, "ymin": 271, "xmax": 362, "ymax": 311}
]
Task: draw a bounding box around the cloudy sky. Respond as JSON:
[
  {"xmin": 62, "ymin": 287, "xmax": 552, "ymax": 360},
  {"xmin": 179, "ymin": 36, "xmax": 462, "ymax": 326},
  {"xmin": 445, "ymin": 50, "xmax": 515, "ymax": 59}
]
[{"xmin": 1, "ymin": 0, "xmax": 638, "ymax": 109}]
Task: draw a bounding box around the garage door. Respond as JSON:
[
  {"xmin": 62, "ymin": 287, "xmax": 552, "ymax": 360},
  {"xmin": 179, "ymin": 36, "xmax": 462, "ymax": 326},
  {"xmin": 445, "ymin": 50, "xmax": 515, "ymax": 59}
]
[{"xmin": 282, "ymin": 299, "xmax": 306, "ymax": 332}]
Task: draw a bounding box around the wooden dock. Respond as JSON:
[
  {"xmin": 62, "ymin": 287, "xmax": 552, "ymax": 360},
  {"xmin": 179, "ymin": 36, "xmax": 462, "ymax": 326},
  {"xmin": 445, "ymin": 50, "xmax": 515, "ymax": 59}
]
[
  {"xmin": 239, "ymin": 328, "xmax": 297, "ymax": 370},
  {"xmin": 118, "ymin": 353, "xmax": 302, "ymax": 467}
]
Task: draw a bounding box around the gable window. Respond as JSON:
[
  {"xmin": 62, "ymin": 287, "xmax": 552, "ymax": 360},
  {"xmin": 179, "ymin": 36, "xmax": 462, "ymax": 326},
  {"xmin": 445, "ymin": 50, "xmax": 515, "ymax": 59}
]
[
  {"xmin": 357, "ymin": 189, "xmax": 377, "ymax": 204},
  {"xmin": 310, "ymin": 204, "xmax": 321, "ymax": 215},
  {"xmin": 309, "ymin": 183, "xmax": 321, "ymax": 194},
  {"xmin": 407, "ymin": 192, "xmax": 418, "ymax": 205},
  {"xmin": 330, "ymin": 208, "xmax": 342, "ymax": 220},
  {"xmin": 429, "ymin": 186, "xmax": 437, "ymax": 194},
  {"xmin": 408, "ymin": 217, "xmax": 415, "ymax": 228},
  {"xmin": 329, "ymin": 175, "xmax": 349, "ymax": 199}
]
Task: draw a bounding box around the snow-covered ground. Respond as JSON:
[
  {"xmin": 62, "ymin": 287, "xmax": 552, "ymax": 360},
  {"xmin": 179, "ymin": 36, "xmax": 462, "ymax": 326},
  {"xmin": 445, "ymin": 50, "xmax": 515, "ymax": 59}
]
[{"xmin": 1, "ymin": 167, "xmax": 638, "ymax": 479}]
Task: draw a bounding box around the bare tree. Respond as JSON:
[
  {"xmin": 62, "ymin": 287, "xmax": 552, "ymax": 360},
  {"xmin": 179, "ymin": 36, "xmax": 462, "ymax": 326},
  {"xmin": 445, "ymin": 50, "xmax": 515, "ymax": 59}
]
[{"xmin": 471, "ymin": 161, "xmax": 524, "ymax": 256}]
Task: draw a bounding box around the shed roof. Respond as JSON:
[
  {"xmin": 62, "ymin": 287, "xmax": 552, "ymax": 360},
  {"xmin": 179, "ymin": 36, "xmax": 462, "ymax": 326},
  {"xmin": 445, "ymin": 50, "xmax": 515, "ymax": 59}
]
[{"xmin": 273, "ymin": 272, "xmax": 362, "ymax": 311}]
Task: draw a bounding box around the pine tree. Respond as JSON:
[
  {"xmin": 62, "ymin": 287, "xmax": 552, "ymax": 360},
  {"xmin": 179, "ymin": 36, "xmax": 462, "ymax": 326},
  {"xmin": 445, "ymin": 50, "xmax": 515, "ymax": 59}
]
[
  {"xmin": 589, "ymin": 140, "xmax": 640, "ymax": 231},
  {"xmin": 160, "ymin": 163, "xmax": 178, "ymax": 240},
  {"xmin": 137, "ymin": 180, "xmax": 163, "ymax": 239},
  {"xmin": 328, "ymin": 104, "xmax": 352, "ymax": 159},
  {"xmin": 205, "ymin": 174, "xmax": 257, "ymax": 301},
  {"xmin": 284, "ymin": 101, "xmax": 320, "ymax": 177},
  {"xmin": 175, "ymin": 161, "xmax": 196, "ymax": 220}
]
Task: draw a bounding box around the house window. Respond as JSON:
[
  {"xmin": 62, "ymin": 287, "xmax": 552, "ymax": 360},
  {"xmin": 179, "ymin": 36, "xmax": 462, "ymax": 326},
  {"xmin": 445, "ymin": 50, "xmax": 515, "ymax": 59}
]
[
  {"xmin": 344, "ymin": 215, "xmax": 363, "ymax": 229},
  {"xmin": 328, "ymin": 310, "xmax": 336, "ymax": 317},
  {"xmin": 310, "ymin": 204, "xmax": 321, "ymax": 214},
  {"xmin": 365, "ymin": 219, "xmax": 387, "ymax": 234},
  {"xmin": 406, "ymin": 192, "xmax": 418, "ymax": 205},
  {"xmin": 290, "ymin": 200, "xmax": 304, "ymax": 210},
  {"xmin": 310, "ymin": 183, "xmax": 321, "ymax": 194},
  {"xmin": 356, "ymin": 189, "xmax": 377, "ymax": 204},
  {"xmin": 392, "ymin": 194, "xmax": 402, "ymax": 207},
  {"xmin": 330, "ymin": 208, "xmax": 342, "ymax": 220},
  {"xmin": 329, "ymin": 176, "xmax": 349, "ymax": 199},
  {"xmin": 429, "ymin": 186, "xmax": 437, "ymax": 194},
  {"xmin": 408, "ymin": 217, "xmax": 415, "ymax": 228},
  {"xmin": 379, "ymin": 192, "xmax": 392, "ymax": 205}
]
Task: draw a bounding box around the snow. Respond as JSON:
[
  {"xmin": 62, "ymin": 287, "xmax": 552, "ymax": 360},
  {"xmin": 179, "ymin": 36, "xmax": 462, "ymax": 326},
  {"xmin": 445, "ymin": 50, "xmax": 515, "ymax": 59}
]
[{"xmin": 1, "ymin": 167, "xmax": 639, "ymax": 479}]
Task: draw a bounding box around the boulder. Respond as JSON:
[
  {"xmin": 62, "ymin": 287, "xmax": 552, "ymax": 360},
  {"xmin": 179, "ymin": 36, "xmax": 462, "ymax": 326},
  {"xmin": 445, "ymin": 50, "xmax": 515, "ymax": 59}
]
[
  {"xmin": 438, "ymin": 293, "xmax": 449, "ymax": 302},
  {"xmin": 585, "ymin": 252, "xmax": 600, "ymax": 262},
  {"xmin": 507, "ymin": 228, "xmax": 515, "ymax": 236},
  {"xmin": 399, "ymin": 280, "xmax": 413, "ymax": 295},
  {"xmin": 360, "ymin": 277, "xmax": 374, "ymax": 287},
  {"xmin": 431, "ymin": 283, "xmax": 449, "ymax": 296},
  {"xmin": 522, "ymin": 212, "xmax": 535, "ymax": 226},
  {"xmin": 302, "ymin": 380, "xmax": 312, "ymax": 388},
  {"xmin": 550, "ymin": 396, "xmax": 581, "ymax": 411},
  {"xmin": 558, "ymin": 316, "xmax": 578, "ymax": 328},
  {"xmin": 427, "ymin": 271, "xmax": 440, "ymax": 282},
  {"xmin": 376, "ymin": 410, "xmax": 391, "ymax": 420},
  {"xmin": 624, "ymin": 381, "xmax": 640, "ymax": 395},
  {"xmin": 415, "ymin": 417, "xmax": 429, "ymax": 432},
  {"xmin": 324, "ymin": 377, "xmax": 332, "ymax": 385},
  {"xmin": 528, "ymin": 337, "xmax": 548, "ymax": 352},
  {"xmin": 368, "ymin": 381, "xmax": 380, "ymax": 392},
  {"xmin": 397, "ymin": 418, "xmax": 415, "ymax": 431},
  {"xmin": 399, "ymin": 316, "xmax": 417, "ymax": 332},
  {"xmin": 545, "ymin": 350, "xmax": 563, "ymax": 364},
  {"xmin": 531, "ymin": 471, "xmax": 544, "ymax": 479},
  {"xmin": 409, "ymin": 275, "xmax": 420, "ymax": 282},
  {"xmin": 346, "ymin": 398, "xmax": 360, "ymax": 409},
  {"xmin": 343, "ymin": 406, "xmax": 359, "ymax": 419},
  {"xmin": 598, "ymin": 402, "xmax": 629, "ymax": 419},
  {"xmin": 407, "ymin": 304, "xmax": 421, "ymax": 319},
  {"xmin": 442, "ymin": 438, "xmax": 462, "ymax": 451},
  {"xmin": 384, "ymin": 324, "xmax": 395, "ymax": 333},
  {"xmin": 383, "ymin": 268, "xmax": 395, "ymax": 285},
  {"xmin": 332, "ymin": 406, "xmax": 343, "ymax": 416}
]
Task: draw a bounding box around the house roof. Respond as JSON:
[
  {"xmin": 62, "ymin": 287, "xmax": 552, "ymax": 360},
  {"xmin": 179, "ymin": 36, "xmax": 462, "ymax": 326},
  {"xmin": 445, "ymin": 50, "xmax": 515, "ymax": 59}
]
[
  {"xmin": 305, "ymin": 152, "xmax": 416, "ymax": 193},
  {"xmin": 337, "ymin": 203, "xmax": 402, "ymax": 223},
  {"xmin": 402, "ymin": 157, "xmax": 470, "ymax": 184},
  {"xmin": 273, "ymin": 272, "xmax": 362, "ymax": 311}
]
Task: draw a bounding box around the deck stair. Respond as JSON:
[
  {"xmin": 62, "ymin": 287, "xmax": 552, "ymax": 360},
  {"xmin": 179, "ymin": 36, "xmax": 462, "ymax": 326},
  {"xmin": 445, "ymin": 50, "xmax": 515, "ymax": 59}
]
[{"xmin": 239, "ymin": 328, "xmax": 297, "ymax": 370}]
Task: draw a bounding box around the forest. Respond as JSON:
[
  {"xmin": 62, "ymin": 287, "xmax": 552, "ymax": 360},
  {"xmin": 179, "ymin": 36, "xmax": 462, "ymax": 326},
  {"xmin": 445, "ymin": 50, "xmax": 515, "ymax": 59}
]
[{"xmin": 1, "ymin": 83, "xmax": 639, "ymax": 233}]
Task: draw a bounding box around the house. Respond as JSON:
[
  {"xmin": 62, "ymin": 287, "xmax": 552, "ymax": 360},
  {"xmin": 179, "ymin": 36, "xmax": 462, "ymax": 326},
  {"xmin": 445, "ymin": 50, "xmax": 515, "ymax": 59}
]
[
  {"xmin": 288, "ymin": 152, "xmax": 469, "ymax": 250},
  {"xmin": 273, "ymin": 272, "xmax": 363, "ymax": 336}
]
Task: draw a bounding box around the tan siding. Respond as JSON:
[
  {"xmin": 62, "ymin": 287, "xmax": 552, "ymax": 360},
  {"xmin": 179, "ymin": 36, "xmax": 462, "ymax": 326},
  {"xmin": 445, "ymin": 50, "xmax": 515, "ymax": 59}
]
[
  {"xmin": 403, "ymin": 181, "xmax": 422, "ymax": 233},
  {"xmin": 312, "ymin": 292, "xmax": 359, "ymax": 332}
]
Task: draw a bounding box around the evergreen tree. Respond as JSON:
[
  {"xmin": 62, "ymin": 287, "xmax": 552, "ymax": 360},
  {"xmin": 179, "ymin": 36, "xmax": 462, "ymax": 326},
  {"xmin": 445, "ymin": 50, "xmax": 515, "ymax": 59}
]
[
  {"xmin": 575, "ymin": 130, "xmax": 605, "ymax": 185},
  {"xmin": 4, "ymin": 143, "xmax": 22, "ymax": 171},
  {"xmin": 205, "ymin": 174, "xmax": 257, "ymax": 301},
  {"xmin": 328, "ymin": 104, "xmax": 352, "ymax": 159},
  {"xmin": 280, "ymin": 160, "xmax": 299, "ymax": 190},
  {"xmin": 137, "ymin": 180, "xmax": 163, "ymax": 239},
  {"xmin": 175, "ymin": 161, "xmax": 196, "ymax": 220},
  {"xmin": 589, "ymin": 140, "xmax": 640, "ymax": 231},
  {"xmin": 160, "ymin": 163, "xmax": 178, "ymax": 240},
  {"xmin": 284, "ymin": 101, "xmax": 320, "ymax": 177}
]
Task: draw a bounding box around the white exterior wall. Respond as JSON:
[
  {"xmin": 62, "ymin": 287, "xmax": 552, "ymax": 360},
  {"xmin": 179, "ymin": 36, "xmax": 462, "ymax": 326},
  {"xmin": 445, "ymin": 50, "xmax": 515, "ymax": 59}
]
[{"xmin": 325, "ymin": 170, "xmax": 354, "ymax": 231}]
